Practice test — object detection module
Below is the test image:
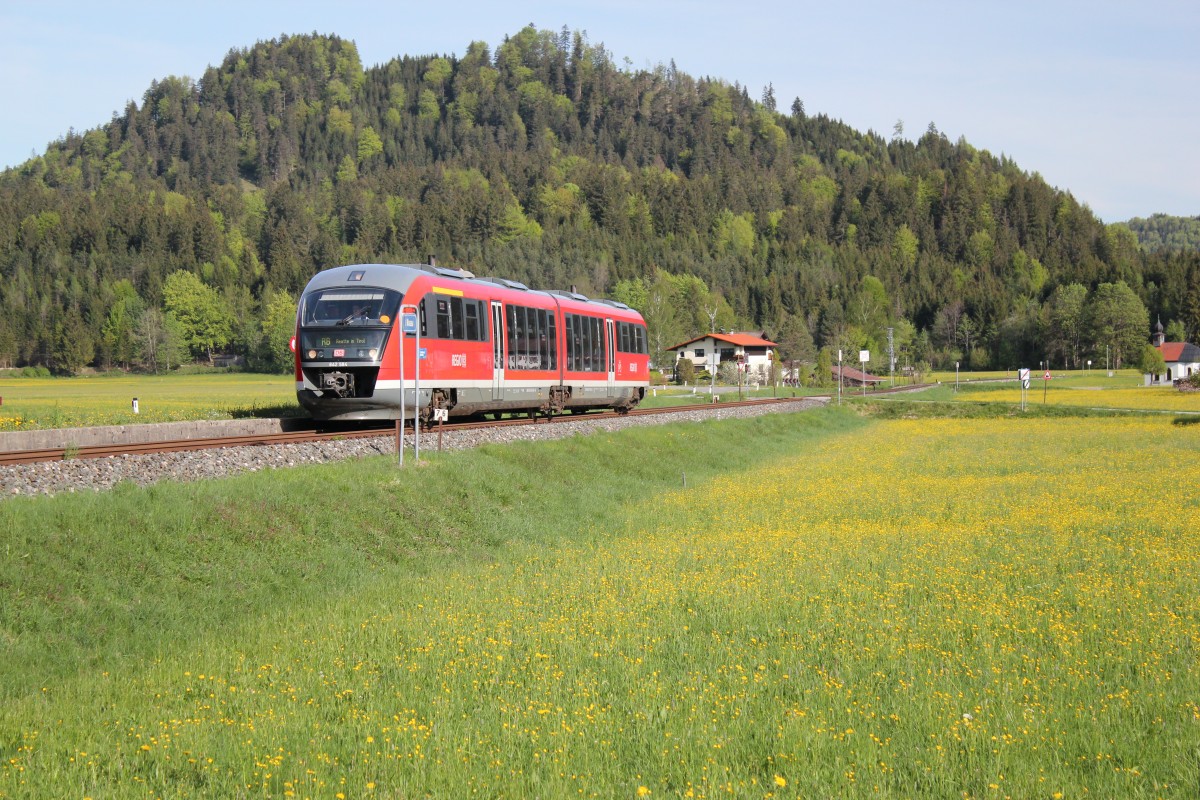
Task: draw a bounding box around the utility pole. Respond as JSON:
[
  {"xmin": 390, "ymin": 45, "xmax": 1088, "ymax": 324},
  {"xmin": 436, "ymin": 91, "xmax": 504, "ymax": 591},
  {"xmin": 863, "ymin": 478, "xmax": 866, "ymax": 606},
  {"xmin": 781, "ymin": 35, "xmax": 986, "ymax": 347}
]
[
  {"xmin": 887, "ymin": 327, "xmax": 894, "ymax": 387},
  {"xmin": 705, "ymin": 304, "xmax": 719, "ymax": 400}
]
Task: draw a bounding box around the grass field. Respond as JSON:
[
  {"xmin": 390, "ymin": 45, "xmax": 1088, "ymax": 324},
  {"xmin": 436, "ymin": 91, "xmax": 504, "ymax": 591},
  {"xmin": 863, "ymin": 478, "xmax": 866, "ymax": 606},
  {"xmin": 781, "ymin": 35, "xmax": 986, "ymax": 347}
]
[
  {"xmin": 2, "ymin": 405, "xmax": 1198, "ymax": 797},
  {"xmin": 955, "ymin": 385, "xmax": 1200, "ymax": 413},
  {"xmin": 0, "ymin": 369, "xmax": 1179, "ymax": 432},
  {"xmin": 929, "ymin": 371, "xmax": 1200, "ymax": 414},
  {"xmin": 0, "ymin": 372, "xmax": 299, "ymax": 430},
  {"xmin": 928, "ymin": 369, "xmax": 1145, "ymax": 388},
  {"xmin": 0, "ymin": 372, "xmax": 824, "ymax": 430}
]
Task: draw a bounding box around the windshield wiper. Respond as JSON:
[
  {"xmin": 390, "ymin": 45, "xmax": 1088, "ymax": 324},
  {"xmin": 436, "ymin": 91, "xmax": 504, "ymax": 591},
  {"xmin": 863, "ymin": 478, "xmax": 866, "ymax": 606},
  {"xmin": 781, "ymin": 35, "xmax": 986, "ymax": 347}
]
[{"xmin": 335, "ymin": 308, "xmax": 366, "ymax": 326}]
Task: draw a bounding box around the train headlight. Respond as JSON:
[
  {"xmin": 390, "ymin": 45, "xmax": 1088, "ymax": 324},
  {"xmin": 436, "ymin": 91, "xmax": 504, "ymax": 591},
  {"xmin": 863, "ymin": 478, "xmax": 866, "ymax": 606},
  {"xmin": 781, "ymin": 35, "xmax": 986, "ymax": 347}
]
[
  {"xmin": 369, "ymin": 348, "xmax": 379, "ymax": 359},
  {"xmin": 307, "ymin": 349, "xmax": 318, "ymax": 360},
  {"xmin": 288, "ymin": 335, "xmax": 297, "ymax": 353}
]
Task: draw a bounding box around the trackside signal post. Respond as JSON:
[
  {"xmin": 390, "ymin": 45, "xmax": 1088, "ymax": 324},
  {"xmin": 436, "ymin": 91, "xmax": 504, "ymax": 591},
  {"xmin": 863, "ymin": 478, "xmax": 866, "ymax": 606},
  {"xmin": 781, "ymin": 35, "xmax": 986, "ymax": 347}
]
[
  {"xmin": 1019, "ymin": 367, "xmax": 1030, "ymax": 411},
  {"xmin": 399, "ymin": 307, "xmax": 420, "ymax": 466}
]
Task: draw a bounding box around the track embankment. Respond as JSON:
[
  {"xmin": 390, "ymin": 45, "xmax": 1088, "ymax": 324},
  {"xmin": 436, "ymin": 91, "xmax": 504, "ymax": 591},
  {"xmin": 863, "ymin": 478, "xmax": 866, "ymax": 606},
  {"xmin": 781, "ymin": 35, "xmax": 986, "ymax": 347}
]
[{"xmin": 0, "ymin": 398, "xmax": 826, "ymax": 499}]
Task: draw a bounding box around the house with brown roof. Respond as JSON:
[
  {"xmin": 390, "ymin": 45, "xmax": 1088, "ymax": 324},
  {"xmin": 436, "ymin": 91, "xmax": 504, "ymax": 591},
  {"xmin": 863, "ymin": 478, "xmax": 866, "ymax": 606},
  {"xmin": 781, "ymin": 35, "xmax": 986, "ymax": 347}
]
[
  {"xmin": 832, "ymin": 364, "xmax": 885, "ymax": 388},
  {"xmin": 667, "ymin": 332, "xmax": 777, "ymax": 378},
  {"xmin": 1150, "ymin": 318, "xmax": 1200, "ymax": 384}
]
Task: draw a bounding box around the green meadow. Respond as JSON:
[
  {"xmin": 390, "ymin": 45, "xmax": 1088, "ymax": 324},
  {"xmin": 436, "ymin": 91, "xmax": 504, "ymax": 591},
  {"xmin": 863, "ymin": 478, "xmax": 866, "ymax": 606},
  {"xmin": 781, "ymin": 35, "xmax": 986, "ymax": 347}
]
[
  {"xmin": 0, "ymin": 372, "xmax": 300, "ymax": 431},
  {"xmin": 0, "ymin": 372, "xmax": 825, "ymax": 431},
  {"xmin": 3, "ymin": 404, "xmax": 1198, "ymax": 797}
]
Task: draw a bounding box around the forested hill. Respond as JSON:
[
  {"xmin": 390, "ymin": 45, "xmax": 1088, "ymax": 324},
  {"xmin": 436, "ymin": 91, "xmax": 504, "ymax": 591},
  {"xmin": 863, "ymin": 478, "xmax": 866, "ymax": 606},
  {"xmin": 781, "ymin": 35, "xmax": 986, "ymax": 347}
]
[
  {"xmin": 1123, "ymin": 214, "xmax": 1200, "ymax": 254},
  {"xmin": 2, "ymin": 27, "xmax": 1198, "ymax": 374}
]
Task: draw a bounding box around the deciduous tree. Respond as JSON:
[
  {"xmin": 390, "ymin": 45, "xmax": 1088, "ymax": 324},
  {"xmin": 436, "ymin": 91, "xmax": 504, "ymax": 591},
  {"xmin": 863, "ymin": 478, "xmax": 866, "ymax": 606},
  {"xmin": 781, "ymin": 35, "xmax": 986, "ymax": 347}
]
[
  {"xmin": 162, "ymin": 270, "xmax": 234, "ymax": 365},
  {"xmin": 1089, "ymin": 281, "xmax": 1149, "ymax": 370}
]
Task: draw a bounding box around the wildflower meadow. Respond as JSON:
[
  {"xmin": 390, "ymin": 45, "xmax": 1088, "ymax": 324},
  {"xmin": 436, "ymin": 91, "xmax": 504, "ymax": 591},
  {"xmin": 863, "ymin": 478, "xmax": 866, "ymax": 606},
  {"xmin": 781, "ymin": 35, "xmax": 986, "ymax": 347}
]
[{"xmin": 2, "ymin": 408, "xmax": 1197, "ymax": 797}]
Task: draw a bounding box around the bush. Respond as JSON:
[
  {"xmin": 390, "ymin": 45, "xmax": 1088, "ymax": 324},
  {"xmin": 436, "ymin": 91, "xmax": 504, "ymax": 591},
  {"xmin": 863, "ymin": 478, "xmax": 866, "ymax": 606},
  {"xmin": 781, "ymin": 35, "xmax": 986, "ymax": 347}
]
[{"xmin": 21, "ymin": 366, "xmax": 51, "ymax": 378}]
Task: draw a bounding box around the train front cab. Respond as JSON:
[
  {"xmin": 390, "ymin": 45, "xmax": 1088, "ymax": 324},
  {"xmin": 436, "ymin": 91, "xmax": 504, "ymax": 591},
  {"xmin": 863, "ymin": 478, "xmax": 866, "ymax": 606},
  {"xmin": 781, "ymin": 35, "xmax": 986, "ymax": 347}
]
[{"xmin": 294, "ymin": 279, "xmax": 407, "ymax": 420}]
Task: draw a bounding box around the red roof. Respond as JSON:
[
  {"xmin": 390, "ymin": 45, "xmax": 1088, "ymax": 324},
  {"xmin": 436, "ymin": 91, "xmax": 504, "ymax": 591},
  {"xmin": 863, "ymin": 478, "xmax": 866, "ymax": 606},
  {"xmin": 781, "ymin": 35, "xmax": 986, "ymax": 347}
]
[
  {"xmin": 1152, "ymin": 340, "xmax": 1200, "ymax": 362},
  {"xmin": 668, "ymin": 332, "xmax": 777, "ymax": 350},
  {"xmin": 1159, "ymin": 343, "xmax": 1185, "ymax": 361},
  {"xmin": 1157, "ymin": 342, "xmax": 1200, "ymax": 363}
]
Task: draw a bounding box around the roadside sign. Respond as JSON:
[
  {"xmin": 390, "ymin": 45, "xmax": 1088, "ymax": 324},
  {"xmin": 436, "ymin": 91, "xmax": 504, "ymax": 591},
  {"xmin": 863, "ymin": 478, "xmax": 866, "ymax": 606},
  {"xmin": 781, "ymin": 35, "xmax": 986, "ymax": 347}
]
[
  {"xmin": 1019, "ymin": 367, "xmax": 1030, "ymax": 390},
  {"xmin": 419, "ymin": 347, "xmax": 427, "ymax": 360},
  {"xmin": 402, "ymin": 313, "xmax": 418, "ymax": 334},
  {"xmin": 1044, "ymin": 370, "xmax": 1051, "ymax": 380}
]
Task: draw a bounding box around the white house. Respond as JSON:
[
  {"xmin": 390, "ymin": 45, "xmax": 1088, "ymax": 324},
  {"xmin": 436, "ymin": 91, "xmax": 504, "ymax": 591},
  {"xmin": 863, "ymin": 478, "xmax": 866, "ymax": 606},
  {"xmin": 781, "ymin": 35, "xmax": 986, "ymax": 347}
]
[
  {"xmin": 1150, "ymin": 319, "xmax": 1200, "ymax": 384},
  {"xmin": 667, "ymin": 332, "xmax": 777, "ymax": 379}
]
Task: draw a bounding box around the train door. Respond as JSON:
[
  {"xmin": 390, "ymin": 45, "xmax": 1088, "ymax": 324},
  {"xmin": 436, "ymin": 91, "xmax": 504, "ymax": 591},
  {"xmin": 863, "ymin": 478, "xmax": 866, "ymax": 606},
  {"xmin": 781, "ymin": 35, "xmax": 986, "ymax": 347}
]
[
  {"xmin": 605, "ymin": 318, "xmax": 616, "ymax": 394},
  {"xmin": 491, "ymin": 300, "xmax": 505, "ymax": 400}
]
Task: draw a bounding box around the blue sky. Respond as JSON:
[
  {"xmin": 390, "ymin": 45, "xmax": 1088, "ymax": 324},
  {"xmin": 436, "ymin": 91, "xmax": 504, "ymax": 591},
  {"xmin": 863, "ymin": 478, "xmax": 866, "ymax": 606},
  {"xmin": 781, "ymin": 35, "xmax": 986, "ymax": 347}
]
[{"xmin": 2, "ymin": 0, "xmax": 1196, "ymax": 222}]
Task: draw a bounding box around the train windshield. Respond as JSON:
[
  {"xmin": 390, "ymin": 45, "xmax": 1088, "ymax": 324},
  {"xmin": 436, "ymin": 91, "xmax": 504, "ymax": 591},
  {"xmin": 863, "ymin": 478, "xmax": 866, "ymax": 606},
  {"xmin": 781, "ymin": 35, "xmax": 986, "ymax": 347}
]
[{"xmin": 302, "ymin": 288, "xmax": 402, "ymax": 327}]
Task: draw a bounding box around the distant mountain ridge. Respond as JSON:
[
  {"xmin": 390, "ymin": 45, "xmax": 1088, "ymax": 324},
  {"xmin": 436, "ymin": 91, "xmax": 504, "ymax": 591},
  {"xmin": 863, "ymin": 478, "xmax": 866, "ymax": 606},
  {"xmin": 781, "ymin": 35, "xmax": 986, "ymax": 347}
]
[
  {"xmin": 1122, "ymin": 213, "xmax": 1200, "ymax": 254},
  {"xmin": 0, "ymin": 26, "xmax": 1197, "ymax": 373}
]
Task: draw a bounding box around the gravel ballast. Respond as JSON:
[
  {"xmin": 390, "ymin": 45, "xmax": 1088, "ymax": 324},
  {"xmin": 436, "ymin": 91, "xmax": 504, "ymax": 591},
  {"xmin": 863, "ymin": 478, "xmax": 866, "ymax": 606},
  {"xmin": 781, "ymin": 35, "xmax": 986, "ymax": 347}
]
[{"xmin": 1, "ymin": 400, "xmax": 824, "ymax": 499}]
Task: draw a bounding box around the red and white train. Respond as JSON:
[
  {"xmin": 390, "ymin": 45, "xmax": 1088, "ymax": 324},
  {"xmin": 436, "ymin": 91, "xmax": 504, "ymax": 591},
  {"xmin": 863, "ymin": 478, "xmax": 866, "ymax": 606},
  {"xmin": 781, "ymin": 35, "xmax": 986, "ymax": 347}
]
[{"xmin": 293, "ymin": 262, "xmax": 649, "ymax": 422}]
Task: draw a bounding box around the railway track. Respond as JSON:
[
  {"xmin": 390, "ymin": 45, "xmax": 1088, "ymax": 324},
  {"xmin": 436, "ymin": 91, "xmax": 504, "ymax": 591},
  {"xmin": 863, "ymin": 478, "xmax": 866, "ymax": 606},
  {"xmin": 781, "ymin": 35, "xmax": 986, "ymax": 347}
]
[{"xmin": 0, "ymin": 397, "xmax": 812, "ymax": 466}]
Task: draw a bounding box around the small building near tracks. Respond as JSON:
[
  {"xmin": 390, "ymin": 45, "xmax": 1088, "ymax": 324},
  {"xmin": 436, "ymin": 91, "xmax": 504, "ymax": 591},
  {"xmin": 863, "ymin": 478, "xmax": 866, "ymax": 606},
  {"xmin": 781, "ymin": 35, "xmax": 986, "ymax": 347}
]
[{"xmin": 832, "ymin": 365, "xmax": 885, "ymax": 389}]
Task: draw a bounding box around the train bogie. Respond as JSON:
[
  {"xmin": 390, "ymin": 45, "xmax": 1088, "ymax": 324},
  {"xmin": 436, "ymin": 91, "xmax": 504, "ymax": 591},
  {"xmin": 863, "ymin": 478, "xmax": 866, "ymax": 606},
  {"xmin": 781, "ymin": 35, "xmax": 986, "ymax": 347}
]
[{"xmin": 295, "ymin": 263, "xmax": 648, "ymax": 422}]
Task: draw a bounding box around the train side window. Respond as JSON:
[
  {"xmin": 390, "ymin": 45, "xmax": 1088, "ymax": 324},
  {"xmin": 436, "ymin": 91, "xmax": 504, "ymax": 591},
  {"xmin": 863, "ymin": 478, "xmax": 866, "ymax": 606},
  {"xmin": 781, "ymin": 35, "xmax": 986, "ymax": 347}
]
[
  {"xmin": 578, "ymin": 316, "xmax": 588, "ymax": 370},
  {"xmin": 452, "ymin": 298, "xmax": 466, "ymax": 340},
  {"xmin": 436, "ymin": 297, "xmax": 453, "ymax": 339},
  {"xmin": 590, "ymin": 317, "xmax": 602, "ymax": 371},
  {"xmin": 573, "ymin": 315, "xmax": 585, "ymax": 371},
  {"xmin": 465, "ymin": 301, "xmax": 482, "ymax": 341},
  {"xmin": 424, "ymin": 293, "xmax": 487, "ymax": 341},
  {"xmin": 503, "ymin": 304, "xmax": 555, "ymax": 370},
  {"xmin": 617, "ymin": 322, "xmax": 648, "ymax": 354},
  {"xmin": 506, "ymin": 305, "xmax": 519, "ymax": 367}
]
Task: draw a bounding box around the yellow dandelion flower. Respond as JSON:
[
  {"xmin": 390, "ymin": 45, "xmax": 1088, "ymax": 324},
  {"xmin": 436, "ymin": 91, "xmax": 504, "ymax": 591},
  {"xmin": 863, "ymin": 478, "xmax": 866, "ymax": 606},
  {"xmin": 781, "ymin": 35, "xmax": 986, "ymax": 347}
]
[
  {"xmin": 638, "ymin": 786, "xmax": 651, "ymax": 797},
  {"xmin": 774, "ymin": 775, "xmax": 787, "ymax": 787}
]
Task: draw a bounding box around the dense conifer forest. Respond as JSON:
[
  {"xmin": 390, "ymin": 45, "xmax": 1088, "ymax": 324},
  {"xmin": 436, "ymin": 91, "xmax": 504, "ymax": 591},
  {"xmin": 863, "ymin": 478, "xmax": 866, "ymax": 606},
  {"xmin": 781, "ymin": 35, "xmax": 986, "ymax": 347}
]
[{"xmin": 1, "ymin": 27, "xmax": 1197, "ymax": 375}]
